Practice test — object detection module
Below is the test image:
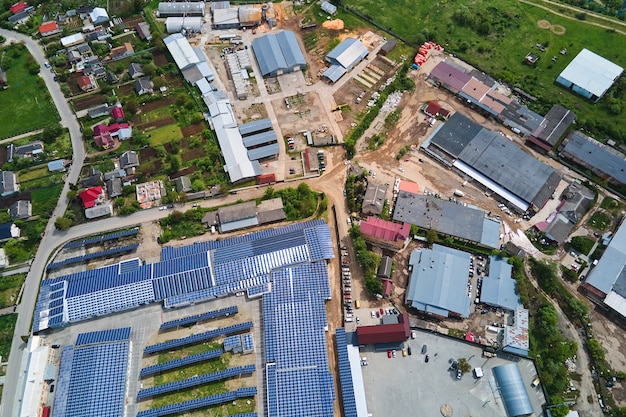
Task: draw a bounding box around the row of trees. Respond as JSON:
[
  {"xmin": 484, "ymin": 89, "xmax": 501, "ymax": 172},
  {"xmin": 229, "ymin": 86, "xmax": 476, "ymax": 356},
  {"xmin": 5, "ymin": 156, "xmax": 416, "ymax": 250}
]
[{"xmin": 349, "ymin": 225, "xmax": 383, "ymax": 295}]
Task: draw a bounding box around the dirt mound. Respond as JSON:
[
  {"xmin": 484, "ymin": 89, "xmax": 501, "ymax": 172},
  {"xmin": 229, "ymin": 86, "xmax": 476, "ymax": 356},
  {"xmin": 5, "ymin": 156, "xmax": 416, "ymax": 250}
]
[{"xmin": 322, "ymin": 19, "xmax": 344, "ymax": 30}]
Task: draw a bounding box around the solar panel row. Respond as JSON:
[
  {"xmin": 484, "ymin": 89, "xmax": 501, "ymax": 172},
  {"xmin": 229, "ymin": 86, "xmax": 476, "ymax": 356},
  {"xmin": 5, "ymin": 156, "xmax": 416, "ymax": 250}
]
[
  {"xmin": 247, "ymin": 282, "xmax": 270, "ymax": 297},
  {"xmin": 118, "ymin": 258, "xmax": 141, "ymax": 274},
  {"xmin": 242, "ymin": 332, "xmax": 254, "ymax": 353},
  {"xmin": 63, "ymin": 228, "xmax": 139, "ymax": 249},
  {"xmin": 152, "ymin": 268, "xmax": 212, "ymax": 300},
  {"xmin": 159, "ymin": 305, "xmax": 238, "ymax": 331},
  {"xmin": 335, "ymin": 328, "xmax": 358, "ymax": 417},
  {"xmin": 223, "ymin": 334, "xmax": 242, "ymax": 352},
  {"xmin": 46, "ymin": 244, "xmax": 139, "ymax": 271},
  {"xmin": 137, "ymin": 365, "xmax": 255, "ymax": 399},
  {"xmin": 144, "ymin": 322, "xmax": 253, "ymax": 354},
  {"xmin": 136, "ymin": 387, "xmax": 257, "ymax": 417},
  {"xmin": 139, "ymin": 349, "xmax": 223, "ymax": 378},
  {"xmin": 75, "ymin": 327, "xmax": 131, "ymax": 346}
]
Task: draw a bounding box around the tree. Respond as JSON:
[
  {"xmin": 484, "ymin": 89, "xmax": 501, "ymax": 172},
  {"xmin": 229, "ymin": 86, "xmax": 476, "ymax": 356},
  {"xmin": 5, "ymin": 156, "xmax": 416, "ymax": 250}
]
[
  {"xmin": 457, "ymin": 358, "xmax": 472, "ymax": 374},
  {"xmin": 82, "ymin": 126, "xmax": 94, "ymax": 141},
  {"xmin": 192, "ymin": 179, "xmax": 206, "ymax": 192},
  {"xmin": 66, "ymin": 190, "xmax": 77, "ymax": 202},
  {"xmin": 143, "ymin": 63, "xmax": 157, "ymax": 77},
  {"xmin": 42, "ymin": 124, "xmax": 63, "ymax": 144},
  {"xmin": 426, "ymin": 229, "xmax": 438, "ymax": 244},
  {"xmin": 54, "ymin": 216, "xmax": 72, "ymax": 230}
]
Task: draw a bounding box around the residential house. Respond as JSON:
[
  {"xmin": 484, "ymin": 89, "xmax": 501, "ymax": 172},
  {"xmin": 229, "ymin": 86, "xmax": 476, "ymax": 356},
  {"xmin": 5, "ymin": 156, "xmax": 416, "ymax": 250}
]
[
  {"xmin": 174, "ymin": 176, "xmax": 192, "ymax": 193},
  {"xmin": 9, "ymin": 200, "xmax": 31, "ymax": 220},
  {"xmin": 7, "ymin": 141, "xmax": 44, "ymax": 162},
  {"xmin": 0, "ymin": 223, "xmax": 20, "ymax": 242},
  {"xmin": 77, "ymin": 75, "xmax": 96, "ymax": 92},
  {"xmin": 104, "ymin": 169, "xmax": 126, "ymax": 181},
  {"xmin": 87, "ymin": 104, "xmax": 110, "ymax": 118},
  {"xmin": 108, "ymin": 123, "xmax": 132, "ymax": 140},
  {"xmin": 76, "ymin": 43, "xmax": 91, "ymax": 55},
  {"xmin": 77, "ymin": 5, "xmax": 94, "ymax": 19},
  {"xmin": 10, "ymin": 2, "xmax": 27, "ymax": 14},
  {"xmin": 111, "ymin": 105, "xmax": 125, "ymax": 121},
  {"xmin": 0, "ymin": 171, "xmax": 19, "ymax": 196},
  {"xmin": 105, "ymin": 71, "xmax": 119, "ymax": 84},
  {"xmin": 106, "ymin": 177, "xmax": 123, "ymax": 198},
  {"xmin": 38, "ymin": 21, "xmax": 61, "ymax": 37},
  {"xmin": 128, "ymin": 62, "xmax": 144, "ymax": 79},
  {"xmin": 81, "ymin": 168, "xmax": 102, "ymax": 188},
  {"xmin": 109, "ymin": 42, "xmax": 133, "ymax": 60},
  {"xmin": 89, "ymin": 7, "xmax": 109, "ymax": 24},
  {"xmin": 85, "ymin": 203, "xmax": 112, "ymax": 219},
  {"xmin": 93, "ymin": 124, "xmax": 114, "ymax": 148},
  {"xmin": 79, "ymin": 186, "xmax": 104, "ymax": 208},
  {"xmin": 362, "ymin": 182, "xmax": 388, "ymax": 216},
  {"xmin": 120, "ymin": 151, "xmax": 139, "ymax": 170},
  {"xmin": 134, "ymin": 77, "xmax": 153, "ymax": 95},
  {"xmin": 8, "ymin": 5, "xmax": 33, "ymax": 24},
  {"xmin": 60, "ymin": 33, "xmax": 85, "ymax": 48},
  {"xmin": 135, "ymin": 21, "xmax": 152, "ymax": 41},
  {"xmin": 67, "ymin": 50, "xmax": 82, "ymax": 64}
]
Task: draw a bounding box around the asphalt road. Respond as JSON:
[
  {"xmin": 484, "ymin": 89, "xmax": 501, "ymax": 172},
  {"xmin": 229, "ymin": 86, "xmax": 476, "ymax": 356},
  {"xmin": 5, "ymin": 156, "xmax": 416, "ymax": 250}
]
[{"xmin": 0, "ymin": 27, "xmax": 85, "ymax": 416}]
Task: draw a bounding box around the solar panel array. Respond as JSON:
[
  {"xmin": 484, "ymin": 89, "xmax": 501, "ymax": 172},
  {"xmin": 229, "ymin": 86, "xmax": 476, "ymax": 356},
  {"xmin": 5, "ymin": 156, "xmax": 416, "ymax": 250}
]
[
  {"xmin": 223, "ymin": 334, "xmax": 242, "ymax": 353},
  {"xmin": 34, "ymin": 220, "xmax": 334, "ymax": 332},
  {"xmin": 263, "ymin": 263, "xmax": 334, "ymax": 417},
  {"xmin": 144, "ymin": 322, "xmax": 253, "ymax": 354},
  {"xmin": 242, "ymin": 332, "xmax": 254, "ymax": 353},
  {"xmin": 46, "ymin": 244, "xmax": 139, "ymax": 271},
  {"xmin": 336, "ymin": 328, "xmax": 358, "ymax": 417},
  {"xmin": 75, "ymin": 327, "xmax": 130, "ymax": 346},
  {"xmin": 64, "ymin": 228, "xmax": 139, "ymax": 249},
  {"xmin": 247, "ymin": 282, "xmax": 271, "ymax": 298},
  {"xmin": 139, "ymin": 349, "xmax": 223, "ymax": 378},
  {"xmin": 137, "ymin": 365, "xmax": 255, "ymax": 399},
  {"xmin": 159, "ymin": 306, "xmax": 238, "ymax": 331},
  {"xmin": 136, "ymin": 387, "xmax": 257, "ymax": 417},
  {"xmin": 52, "ymin": 329, "xmax": 130, "ymax": 417}
]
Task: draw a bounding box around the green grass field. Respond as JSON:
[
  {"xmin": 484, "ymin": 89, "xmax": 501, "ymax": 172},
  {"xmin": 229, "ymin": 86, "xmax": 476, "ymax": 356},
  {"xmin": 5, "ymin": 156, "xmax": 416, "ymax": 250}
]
[
  {"xmin": 31, "ymin": 183, "xmax": 63, "ymax": 216},
  {"xmin": 0, "ymin": 45, "xmax": 60, "ymax": 139},
  {"xmin": 148, "ymin": 125, "xmax": 184, "ymax": 146},
  {"xmin": 18, "ymin": 166, "xmax": 50, "ymax": 182},
  {"xmin": 343, "ymin": 0, "xmax": 626, "ymax": 141},
  {"xmin": 0, "ymin": 274, "xmax": 25, "ymax": 309},
  {"xmin": 0, "ymin": 314, "xmax": 17, "ymax": 359}
]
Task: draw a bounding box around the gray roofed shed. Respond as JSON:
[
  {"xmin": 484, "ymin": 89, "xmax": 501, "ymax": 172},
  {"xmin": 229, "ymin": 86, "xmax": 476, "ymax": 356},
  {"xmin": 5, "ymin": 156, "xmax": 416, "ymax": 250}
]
[
  {"xmin": 247, "ymin": 143, "xmax": 279, "ymax": 160},
  {"xmin": 377, "ymin": 256, "xmax": 392, "ymax": 278},
  {"xmin": 242, "ymin": 130, "xmax": 277, "ymax": 148},
  {"xmin": 326, "ymin": 37, "xmax": 368, "ymax": 70},
  {"xmin": 239, "ymin": 118, "xmax": 273, "ymax": 136},
  {"xmin": 531, "ymin": 104, "xmax": 576, "ymax": 148},
  {"xmin": 218, "ymin": 201, "xmax": 258, "ymax": 232},
  {"xmin": 251, "ymin": 31, "xmax": 306, "ymax": 77},
  {"xmin": 479, "ymin": 257, "xmax": 519, "ymax": 311},
  {"xmin": 257, "ymin": 197, "xmax": 286, "ymax": 224},
  {"xmin": 362, "ymin": 182, "xmax": 387, "ymax": 216},
  {"xmin": 9, "ymin": 200, "xmax": 31, "ymax": 220}
]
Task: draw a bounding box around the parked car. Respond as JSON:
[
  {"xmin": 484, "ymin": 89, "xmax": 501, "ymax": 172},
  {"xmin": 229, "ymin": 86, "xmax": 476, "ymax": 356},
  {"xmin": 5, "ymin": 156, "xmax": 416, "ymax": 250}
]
[
  {"xmin": 387, "ymin": 350, "xmax": 392, "ymax": 358},
  {"xmin": 425, "ymin": 354, "xmax": 429, "ymax": 363},
  {"xmin": 456, "ymin": 369, "xmax": 462, "ymax": 380},
  {"xmin": 407, "ymin": 346, "xmax": 412, "ymax": 355},
  {"xmin": 421, "ymin": 344, "xmax": 427, "ymax": 354}
]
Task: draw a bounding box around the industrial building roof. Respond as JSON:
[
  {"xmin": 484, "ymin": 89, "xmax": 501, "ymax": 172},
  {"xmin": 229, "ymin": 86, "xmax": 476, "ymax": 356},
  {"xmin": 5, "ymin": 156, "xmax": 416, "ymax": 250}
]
[
  {"xmin": 165, "ymin": 16, "xmax": 203, "ymax": 33},
  {"xmin": 479, "ymin": 257, "xmax": 519, "ymax": 311},
  {"xmin": 406, "ymin": 245, "xmax": 472, "ymax": 318},
  {"xmin": 158, "ymin": 1, "xmax": 205, "ymax": 16},
  {"xmin": 393, "ymin": 191, "xmax": 500, "ymax": 248},
  {"xmin": 164, "ymin": 33, "xmax": 201, "ymax": 70},
  {"xmin": 323, "ymin": 65, "xmax": 347, "ymax": 83},
  {"xmin": 429, "ymin": 61, "xmax": 472, "ymax": 91},
  {"xmin": 242, "ymin": 130, "xmax": 277, "ymax": 148},
  {"xmin": 248, "ymin": 143, "xmax": 279, "ymax": 160},
  {"xmin": 251, "ymin": 31, "xmax": 306, "ymax": 76},
  {"xmin": 558, "ymin": 48, "xmax": 623, "ymax": 99},
  {"xmin": 239, "ymin": 118, "xmax": 272, "ymax": 136},
  {"xmin": 492, "ymin": 364, "xmax": 534, "ymax": 417},
  {"xmin": 531, "ymin": 105, "xmax": 576, "ymax": 147},
  {"xmin": 359, "ymin": 216, "xmax": 411, "ymax": 243},
  {"xmin": 212, "ymin": 7, "xmax": 239, "ymax": 26},
  {"xmin": 586, "ymin": 219, "xmax": 626, "ymax": 295},
  {"xmin": 362, "ymin": 182, "xmax": 387, "ymax": 215},
  {"xmin": 503, "ymin": 307, "xmax": 529, "ymax": 356},
  {"xmin": 356, "ymin": 314, "xmax": 410, "ymax": 344},
  {"xmin": 562, "ymin": 131, "xmax": 626, "ymax": 185},
  {"xmin": 325, "ymin": 37, "xmax": 368, "ymax": 71},
  {"xmin": 219, "ymin": 201, "xmax": 256, "ymax": 223}
]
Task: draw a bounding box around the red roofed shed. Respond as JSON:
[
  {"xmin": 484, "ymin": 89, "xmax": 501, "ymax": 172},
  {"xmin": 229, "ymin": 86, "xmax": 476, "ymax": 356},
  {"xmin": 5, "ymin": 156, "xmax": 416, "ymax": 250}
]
[
  {"xmin": 111, "ymin": 106, "xmax": 125, "ymax": 121},
  {"xmin": 80, "ymin": 186, "xmax": 103, "ymax": 208},
  {"xmin": 256, "ymin": 173, "xmax": 276, "ymax": 185},
  {"xmin": 356, "ymin": 314, "xmax": 411, "ymax": 344},
  {"xmin": 360, "ymin": 216, "xmax": 410, "ymax": 242},
  {"xmin": 398, "ymin": 180, "xmax": 419, "ymax": 195},
  {"xmin": 10, "ymin": 2, "xmax": 26, "ymax": 14}
]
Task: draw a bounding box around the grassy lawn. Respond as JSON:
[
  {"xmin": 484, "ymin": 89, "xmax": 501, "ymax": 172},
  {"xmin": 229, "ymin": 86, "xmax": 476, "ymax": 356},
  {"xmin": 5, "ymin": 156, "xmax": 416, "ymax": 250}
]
[
  {"xmin": 0, "ymin": 273, "xmax": 26, "ymax": 309},
  {"xmin": 587, "ymin": 211, "xmax": 611, "ymax": 230},
  {"xmin": 0, "ymin": 44, "xmax": 60, "ymax": 139},
  {"xmin": 20, "ymin": 173, "xmax": 65, "ymax": 192},
  {"xmin": 600, "ymin": 196, "xmax": 624, "ymax": 214},
  {"xmin": 0, "ymin": 314, "xmax": 17, "ymax": 360},
  {"xmin": 147, "ymin": 125, "xmax": 184, "ymax": 146},
  {"xmin": 18, "ymin": 165, "xmax": 50, "ymax": 182},
  {"xmin": 343, "ymin": 0, "xmax": 626, "ymax": 142},
  {"xmin": 31, "ymin": 183, "xmax": 64, "ymax": 216},
  {"xmin": 139, "ymin": 107, "xmax": 172, "ymax": 124}
]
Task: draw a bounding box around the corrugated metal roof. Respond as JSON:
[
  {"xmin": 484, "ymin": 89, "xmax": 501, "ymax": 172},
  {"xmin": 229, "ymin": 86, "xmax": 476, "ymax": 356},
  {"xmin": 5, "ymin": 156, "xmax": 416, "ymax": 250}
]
[
  {"xmin": 480, "ymin": 257, "xmax": 518, "ymax": 311},
  {"xmin": 248, "ymin": 143, "xmax": 279, "ymax": 160},
  {"xmin": 242, "ymin": 130, "xmax": 277, "ymax": 148},
  {"xmin": 406, "ymin": 245, "xmax": 472, "ymax": 318},
  {"xmin": 587, "ymin": 219, "xmax": 626, "ymax": 294},
  {"xmin": 562, "ymin": 131, "xmax": 626, "ymax": 185},
  {"xmin": 165, "ymin": 16, "xmax": 203, "ymax": 33},
  {"xmin": 492, "ymin": 364, "xmax": 534, "ymax": 417},
  {"xmin": 323, "ymin": 64, "xmax": 346, "ymax": 82},
  {"xmin": 276, "ymin": 31, "xmax": 306, "ymax": 68},
  {"xmin": 504, "ymin": 307, "xmax": 529, "ymax": 356},
  {"xmin": 251, "ymin": 31, "xmax": 306, "ymax": 76},
  {"xmin": 558, "ymin": 48, "xmax": 623, "ymax": 98},
  {"xmin": 164, "ymin": 33, "xmax": 201, "ymax": 70},
  {"xmin": 429, "ymin": 61, "xmax": 472, "ymax": 92},
  {"xmin": 326, "ymin": 38, "xmax": 368, "ymax": 71},
  {"xmin": 158, "ymin": 2, "xmax": 205, "ymax": 16},
  {"xmin": 239, "ymin": 118, "xmax": 273, "ymax": 136}
]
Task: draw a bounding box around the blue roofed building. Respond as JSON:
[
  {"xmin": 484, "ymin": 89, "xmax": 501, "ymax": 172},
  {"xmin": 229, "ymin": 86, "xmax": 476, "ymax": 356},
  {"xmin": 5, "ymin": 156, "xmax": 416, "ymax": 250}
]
[
  {"xmin": 480, "ymin": 256, "xmax": 520, "ymax": 311},
  {"xmin": 251, "ymin": 30, "xmax": 306, "ymax": 77},
  {"xmin": 492, "ymin": 363, "xmax": 534, "ymax": 417},
  {"xmin": 406, "ymin": 244, "xmax": 472, "ymax": 318},
  {"xmin": 323, "ymin": 37, "xmax": 369, "ymax": 82}
]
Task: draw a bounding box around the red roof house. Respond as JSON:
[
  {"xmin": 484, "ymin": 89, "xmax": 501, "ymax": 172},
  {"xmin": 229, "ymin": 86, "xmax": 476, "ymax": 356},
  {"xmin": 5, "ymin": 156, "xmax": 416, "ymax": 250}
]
[
  {"xmin": 360, "ymin": 216, "xmax": 411, "ymax": 248},
  {"xmin": 79, "ymin": 186, "xmax": 103, "ymax": 208},
  {"xmin": 93, "ymin": 124, "xmax": 109, "ymax": 136},
  {"xmin": 356, "ymin": 314, "xmax": 411, "ymax": 344},
  {"xmin": 10, "ymin": 2, "xmax": 26, "ymax": 14},
  {"xmin": 398, "ymin": 180, "xmax": 420, "ymax": 195},
  {"xmin": 39, "ymin": 21, "xmax": 60, "ymax": 36},
  {"xmin": 422, "ymin": 101, "xmax": 451, "ymax": 119},
  {"xmin": 111, "ymin": 106, "xmax": 125, "ymax": 121},
  {"xmin": 77, "ymin": 75, "xmax": 96, "ymax": 91}
]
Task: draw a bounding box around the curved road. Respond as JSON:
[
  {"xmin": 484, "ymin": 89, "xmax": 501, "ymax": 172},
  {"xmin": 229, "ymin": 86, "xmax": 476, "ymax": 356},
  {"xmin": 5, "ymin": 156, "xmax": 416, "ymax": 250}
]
[{"xmin": 0, "ymin": 28, "xmax": 85, "ymax": 416}]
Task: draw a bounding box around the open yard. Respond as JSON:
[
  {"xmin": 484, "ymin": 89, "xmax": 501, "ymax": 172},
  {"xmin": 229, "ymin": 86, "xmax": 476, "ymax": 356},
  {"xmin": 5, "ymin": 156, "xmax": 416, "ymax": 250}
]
[
  {"xmin": 0, "ymin": 273, "xmax": 25, "ymax": 309},
  {"xmin": 0, "ymin": 45, "xmax": 59, "ymax": 139},
  {"xmin": 343, "ymin": 0, "xmax": 626, "ymax": 143},
  {"xmin": 147, "ymin": 124, "xmax": 183, "ymax": 145},
  {"xmin": 0, "ymin": 314, "xmax": 17, "ymax": 360},
  {"xmin": 31, "ymin": 183, "xmax": 64, "ymax": 216}
]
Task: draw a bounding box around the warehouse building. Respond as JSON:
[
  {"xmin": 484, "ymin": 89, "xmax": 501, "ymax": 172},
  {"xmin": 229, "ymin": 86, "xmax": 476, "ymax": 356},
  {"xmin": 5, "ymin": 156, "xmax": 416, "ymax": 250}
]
[
  {"xmin": 239, "ymin": 118, "xmax": 279, "ymax": 160},
  {"xmin": 479, "ymin": 256, "xmax": 519, "ymax": 311},
  {"xmin": 157, "ymin": 1, "xmax": 205, "ymax": 17},
  {"xmin": 323, "ymin": 37, "xmax": 369, "ymax": 82},
  {"xmin": 492, "ymin": 364, "xmax": 534, "ymax": 417},
  {"xmin": 165, "ymin": 16, "xmax": 203, "ymax": 33},
  {"xmin": 406, "ymin": 245, "xmax": 473, "ymax": 318},
  {"xmin": 251, "ymin": 31, "xmax": 307, "ymax": 77},
  {"xmin": 556, "ymin": 48, "xmax": 623, "ymax": 102},
  {"xmin": 527, "ymin": 105, "xmax": 576, "ymax": 152},
  {"xmin": 422, "ymin": 113, "xmax": 560, "ymax": 212},
  {"xmin": 238, "ymin": 5, "xmax": 262, "ymax": 27},
  {"xmin": 212, "ymin": 2, "xmax": 239, "ymax": 29}
]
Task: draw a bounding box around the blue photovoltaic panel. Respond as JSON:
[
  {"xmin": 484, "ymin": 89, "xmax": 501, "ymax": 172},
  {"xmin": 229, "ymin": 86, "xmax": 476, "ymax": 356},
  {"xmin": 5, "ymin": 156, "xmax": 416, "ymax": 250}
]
[
  {"xmin": 137, "ymin": 365, "xmax": 255, "ymax": 399},
  {"xmin": 159, "ymin": 306, "xmax": 238, "ymax": 330},
  {"xmin": 136, "ymin": 388, "xmax": 257, "ymax": 417},
  {"xmin": 48, "ymin": 298, "xmax": 63, "ymax": 309},
  {"xmin": 336, "ymin": 328, "xmax": 358, "ymax": 417},
  {"xmin": 119, "ymin": 258, "xmax": 141, "ymax": 274},
  {"xmin": 64, "ymin": 228, "xmax": 139, "ymax": 249},
  {"xmin": 47, "ymin": 244, "xmax": 139, "ymax": 271},
  {"xmin": 223, "ymin": 334, "xmax": 242, "ymax": 352},
  {"xmin": 50, "ymin": 290, "xmax": 64, "ymax": 300},
  {"xmin": 242, "ymin": 333, "xmax": 254, "ymax": 352},
  {"xmin": 152, "ymin": 268, "xmax": 212, "ymax": 300},
  {"xmin": 51, "ymin": 346, "xmax": 74, "ymax": 417},
  {"xmin": 140, "ymin": 349, "xmax": 223, "ymax": 378},
  {"xmin": 75, "ymin": 327, "xmax": 131, "ymax": 346},
  {"xmin": 145, "ymin": 322, "xmax": 253, "ymax": 354}
]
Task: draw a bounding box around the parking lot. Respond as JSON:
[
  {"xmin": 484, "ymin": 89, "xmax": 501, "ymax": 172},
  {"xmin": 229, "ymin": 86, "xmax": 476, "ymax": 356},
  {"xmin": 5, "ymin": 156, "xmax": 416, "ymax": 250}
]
[{"xmin": 359, "ymin": 329, "xmax": 546, "ymax": 417}]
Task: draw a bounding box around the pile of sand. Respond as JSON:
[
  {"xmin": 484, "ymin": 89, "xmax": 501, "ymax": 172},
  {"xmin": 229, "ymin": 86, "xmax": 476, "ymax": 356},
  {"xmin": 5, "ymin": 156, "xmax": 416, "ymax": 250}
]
[{"xmin": 322, "ymin": 19, "xmax": 345, "ymax": 30}]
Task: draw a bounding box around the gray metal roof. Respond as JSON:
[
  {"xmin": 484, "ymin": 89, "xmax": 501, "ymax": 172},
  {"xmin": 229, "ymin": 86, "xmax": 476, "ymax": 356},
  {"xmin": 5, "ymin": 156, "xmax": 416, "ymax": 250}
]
[
  {"xmin": 218, "ymin": 201, "xmax": 256, "ymax": 223},
  {"xmin": 393, "ymin": 191, "xmax": 499, "ymax": 248},
  {"xmin": 164, "ymin": 33, "xmax": 201, "ymax": 70},
  {"xmin": 239, "ymin": 118, "xmax": 273, "ymax": 136},
  {"xmin": 247, "ymin": 143, "xmax": 279, "ymax": 160},
  {"xmin": 251, "ymin": 31, "xmax": 306, "ymax": 76},
  {"xmin": 562, "ymin": 131, "xmax": 626, "ymax": 185},
  {"xmin": 323, "ymin": 64, "xmax": 346, "ymax": 83},
  {"xmin": 326, "ymin": 38, "xmax": 368, "ymax": 71},
  {"xmin": 492, "ymin": 364, "xmax": 534, "ymax": 417},
  {"xmin": 587, "ymin": 219, "xmax": 626, "ymax": 294},
  {"xmin": 558, "ymin": 48, "xmax": 623, "ymax": 98},
  {"xmin": 158, "ymin": 2, "xmax": 205, "ymax": 17},
  {"xmin": 479, "ymin": 257, "xmax": 519, "ymax": 311},
  {"xmin": 406, "ymin": 245, "xmax": 472, "ymax": 318},
  {"xmin": 532, "ymin": 105, "xmax": 576, "ymax": 146},
  {"xmin": 242, "ymin": 130, "xmax": 277, "ymax": 148},
  {"xmin": 429, "ymin": 112, "xmax": 482, "ymax": 157}
]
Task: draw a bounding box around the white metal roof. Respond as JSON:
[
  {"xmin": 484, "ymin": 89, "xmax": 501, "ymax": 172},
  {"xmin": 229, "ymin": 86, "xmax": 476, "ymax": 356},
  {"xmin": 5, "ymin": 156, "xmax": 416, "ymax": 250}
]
[
  {"xmin": 163, "ymin": 33, "xmax": 201, "ymax": 70},
  {"xmin": 60, "ymin": 32, "xmax": 85, "ymax": 47},
  {"xmin": 587, "ymin": 219, "xmax": 626, "ymax": 294},
  {"xmin": 558, "ymin": 48, "xmax": 623, "ymax": 98},
  {"xmin": 18, "ymin": 344, "xmax": 49, "ymax": 417}
]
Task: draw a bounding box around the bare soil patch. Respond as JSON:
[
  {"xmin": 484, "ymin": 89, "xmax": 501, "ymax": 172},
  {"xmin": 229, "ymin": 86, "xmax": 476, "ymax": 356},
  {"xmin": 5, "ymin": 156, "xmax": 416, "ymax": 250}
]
[
  {"xmin": 139, "ymin": 147, "xmax": 158, "ymax": 161},
  {"xmin": 137, "ymin": 117, "xmax": 176, "ymax": 131},
  {"xmin": 551, "ymin": 24, "xmax": 567, "ymax": 35},
  {"xmin": 141, "ymin": 97, "xmax": 174, "ymax": 113},
  {"xmin": 322, "ymin": 19, "xmax": 344, "ymax": 30},
  {"xmin": 73, "ymin": 94, "xmax": 105, "ymax": 111},
  {"xmin": 181, "ymin": 149, "xmax": 206, "ymax": 163},
  {"xmin": 170, "ymin": 165, "xmax": 198, "ymax": 179},
  {"xmin": 537, "ymin": 19, "xmax": 551, "ymax": 29},
  {"xmin": 153, "ymin": 50, "xmax": 169, "ymax": 67},
  {"xmin": 181, "ymin": 123, "xmax": 204, "ymax": 138}
]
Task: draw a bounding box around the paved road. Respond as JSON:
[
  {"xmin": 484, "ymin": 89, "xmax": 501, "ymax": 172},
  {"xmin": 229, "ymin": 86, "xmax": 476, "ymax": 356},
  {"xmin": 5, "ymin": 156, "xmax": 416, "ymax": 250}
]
[{"xmin": 0, "ymin": 28, "xmax": 86, "ymax": 416}]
